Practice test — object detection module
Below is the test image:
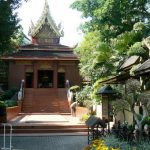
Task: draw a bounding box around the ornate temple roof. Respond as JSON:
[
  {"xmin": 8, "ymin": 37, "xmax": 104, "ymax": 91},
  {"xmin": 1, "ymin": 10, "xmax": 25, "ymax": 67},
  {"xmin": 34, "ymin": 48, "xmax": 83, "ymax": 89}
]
[
  {"xmin": 2, "ymin": 0, "xmax": 78, "ymax": 61},
  {"xmin": 28, "ymin": 0, "xmax": 63, "ymax": 38},
  {"xmin": 2, "ymin": 50, "xmax": 77, "ymax": 61}
]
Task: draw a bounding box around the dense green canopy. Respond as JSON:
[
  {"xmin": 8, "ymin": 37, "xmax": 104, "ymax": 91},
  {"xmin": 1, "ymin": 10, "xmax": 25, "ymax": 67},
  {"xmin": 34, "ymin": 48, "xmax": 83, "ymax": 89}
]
[
  {"xmin": 0, "ymin": 0, "xmax": 27, "ymax": 55},
  {"xmin": 71, "ymin": 0, "xmax": 150, "ymax": 82},
  {"xmin": 71, "ymin": 0, "xmax": 150, "ymax": 39}
]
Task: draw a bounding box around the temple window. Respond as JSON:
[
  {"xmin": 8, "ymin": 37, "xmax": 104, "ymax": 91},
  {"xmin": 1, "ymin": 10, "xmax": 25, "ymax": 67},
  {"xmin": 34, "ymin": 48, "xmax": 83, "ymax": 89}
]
[{"xmin": 38, "ymin": 70, "xmax": 53, "ymax": 88}]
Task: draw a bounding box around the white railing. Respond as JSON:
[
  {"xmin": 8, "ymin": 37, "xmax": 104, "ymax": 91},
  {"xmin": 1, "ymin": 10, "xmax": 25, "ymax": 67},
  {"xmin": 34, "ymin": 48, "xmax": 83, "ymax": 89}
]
[
  {"xmin": 18, "ymin": 79, "xmax": 25, "ymax": 101},
  {"xmin": 1, "ymin": 123, "xmax": 13, "ymax": 150}
]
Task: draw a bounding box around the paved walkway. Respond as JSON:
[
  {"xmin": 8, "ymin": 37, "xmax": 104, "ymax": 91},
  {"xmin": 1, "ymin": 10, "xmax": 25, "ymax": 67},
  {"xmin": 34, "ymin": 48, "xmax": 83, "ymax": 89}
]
[
  {"xmin": 0, "ymin": 135, "xmax": 87, "ymax": 150},
  {"xmin": 9, "ymin": 113, "xmax": 82, "ymax": 126},
  {"xmin": 0, "ymin": 114, "xmax": 88, "ymax": 150}
]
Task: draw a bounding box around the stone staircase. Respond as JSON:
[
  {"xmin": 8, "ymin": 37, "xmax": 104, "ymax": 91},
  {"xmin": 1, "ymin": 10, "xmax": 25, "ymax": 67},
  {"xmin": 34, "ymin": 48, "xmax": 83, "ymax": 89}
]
[
  {"xmin": 22, "ymin": 89, "xmax": 70, "ymax": 113},
  {"xmin": 0, "ymin": 112, "xmax": 88, "ymax": 134}
]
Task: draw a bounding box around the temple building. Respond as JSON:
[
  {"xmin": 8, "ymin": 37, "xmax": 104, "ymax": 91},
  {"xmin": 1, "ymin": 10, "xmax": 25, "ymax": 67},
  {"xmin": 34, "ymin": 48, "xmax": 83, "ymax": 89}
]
[{"xmin": 2, "ymin": 0, "xmax": 82, "ymax": 113}]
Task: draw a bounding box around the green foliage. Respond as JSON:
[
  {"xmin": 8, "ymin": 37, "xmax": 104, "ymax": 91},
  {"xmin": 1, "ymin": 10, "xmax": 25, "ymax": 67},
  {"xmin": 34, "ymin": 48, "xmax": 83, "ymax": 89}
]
[
  {"xmin": 79, "ymin": 114, "xmax": 90, "ymax": 123},
  {"xmin": 69, "ymin": 85, "xmax": 80, "ymax": 93},
  {"xmin": 75, "ymin": 31, "xmax": 109, "ymax": 82},
  {"xmin": 71, "ymin": 0, "xmax": 150, "ymax": 84},
  {"xmin": 143, "ymin": 117, "xmax": 150, "ymax": 126},
  {"xmin": 93, "ymin": 42, "xmax": 115, "ymax": 76},
  {"xmin": 103, "ymin": 134, "xmax": 150, "ymax": 149},
  {"xmin": 104, "ymin": 135, "xmax": 130, "ymax": 149},
  {"xmin": 76, "ymin": 85, "xmax": 93, "ymax": 108},
  {"xmin": 91, "ymin": 78, "xmax": 105, "ymax": 103},
  {"xmin": 71, "ymin": 0, "xmax": 150, "ymax": 139},
  {"xmin": 0, "ymin": 86, "xmax": 18, "ymax": 101},
  {"xmin": 71, "ymin": 0, "xmax": 150, "ymax": 39},
  {"xmin": 111, "ymin": 79, "xmax": 150, "ymax": 138},
  {"xmin": 111, "ymin": 22, "xmax": 149, "ymax": 62},
  {"xmin": 126, "ymin": 79, "xmax": 141, "ymax": 94},
  {"xmin": 0, "ymin": 101, "xmax": 6, "ymax": 107},
  {"xmin": 133, "ymin": 22, "xmax": 146, "ymax": 33},
  {"xmin": 130, "ymin": 64, "xmax": 141, "ymax": 76},
  {"xmin": 75, "ymin": 31, "xmax": 115, "ymax": 82},
  {"xmin": 112, "ymin": 31, "xmax": 138, "ymax": 55},
  {"xmin": 128, "ymin": 42, "xmax": 148, "ymax": 59},
  {"xmin": 0, "ymin": 0, "xmax": 27, "ymax": 55},
  {"xmin": 4, "ymin": 100, "xmax": 17, "ymax": 107},
  {"xmin": 112, "ymin": 99, "xmax": 129, "ymax": 117},
  {"xmin": 0, "ymin": 86, "xmax": 18, "ymax": 107},
  {"xmin": 11, "ymin": 27, "xmax": 25, "ymax": 49}
]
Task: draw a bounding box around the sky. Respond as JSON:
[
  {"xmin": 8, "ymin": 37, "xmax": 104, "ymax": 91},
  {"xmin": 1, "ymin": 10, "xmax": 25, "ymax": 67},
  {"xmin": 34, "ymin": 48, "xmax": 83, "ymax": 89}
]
[{"xmin": 17, "ymin": 0, "xmax": 84, "ymax": 46}]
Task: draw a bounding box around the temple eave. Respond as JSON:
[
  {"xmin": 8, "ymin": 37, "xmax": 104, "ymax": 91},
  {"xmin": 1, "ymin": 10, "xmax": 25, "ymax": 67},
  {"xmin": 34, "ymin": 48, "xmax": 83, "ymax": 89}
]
[{"xmin": 2, "ymin": 57, "xmax": 78, "ymax": 61}]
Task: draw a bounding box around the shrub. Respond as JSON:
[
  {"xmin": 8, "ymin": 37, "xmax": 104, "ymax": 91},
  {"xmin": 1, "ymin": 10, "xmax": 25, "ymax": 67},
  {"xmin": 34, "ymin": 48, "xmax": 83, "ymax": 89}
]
[
  {"xmin": 103, "ymin": 134, "xmax": 150, "ymax": 149},
  {"xmin": 79, "ymin": 114, "xmax": 90, "ymax": 123},
  {"xmin": 0, "ymin": 86, "xmax": 18, "ymax": 101},
  {"xmin": 10, "ymin": 86, "xmax": 18, "ymax": 93},
  {"xmin": 69, "ymin": 85, "xmax": 80, "ymax": 92},
  {"xmin": 4, "ymin": 100, "xmax": 17, "ymax": 107},
  {"xmin": 0, "ymin": 101, "xmax": 6, "ymax": 107},
  {"xmin": 143, "ymin": 117, "xmax": 150, "ymax": 126},
  {"xmin": 103, "ymin": 135, "xmax": 130, "ymax": 149},
  {"xmin": 76, "ymin": 85, "xmax": 93, "ymax": 107}
]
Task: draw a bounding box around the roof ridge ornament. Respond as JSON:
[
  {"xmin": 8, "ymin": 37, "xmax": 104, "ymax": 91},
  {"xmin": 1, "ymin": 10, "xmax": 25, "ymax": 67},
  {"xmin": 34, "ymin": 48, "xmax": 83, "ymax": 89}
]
[{"xmin": 45, "ymin": 0, "xmax": 49, "ymax": 8}]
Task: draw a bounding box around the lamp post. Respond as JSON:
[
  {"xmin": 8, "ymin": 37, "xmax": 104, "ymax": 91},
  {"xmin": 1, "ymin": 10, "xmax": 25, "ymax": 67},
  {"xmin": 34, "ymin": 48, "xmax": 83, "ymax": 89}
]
[{"xmin": 96, "ymin": 85, "xmax": 116, "ymax": 132}]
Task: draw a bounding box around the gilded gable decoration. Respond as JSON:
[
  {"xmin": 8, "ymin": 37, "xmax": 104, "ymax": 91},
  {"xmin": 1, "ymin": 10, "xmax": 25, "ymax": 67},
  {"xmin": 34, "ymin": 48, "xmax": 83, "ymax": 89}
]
[{"xmin": 28, "ymin": 0, "xmax": 64, "ymax": 45}]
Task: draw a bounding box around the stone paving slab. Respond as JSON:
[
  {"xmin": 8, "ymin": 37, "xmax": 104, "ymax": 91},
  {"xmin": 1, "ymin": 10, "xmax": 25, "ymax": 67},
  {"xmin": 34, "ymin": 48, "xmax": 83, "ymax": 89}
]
[
  {"xmin": 9, "ymin": 114, "xmax": 82, "ymax": 126},
  {"xmin": 0, "ymin": 135, "xmax": 87, "ymax": 150},
  {"xmin": 19, "ymin": 115, "xmax": 68, "ymax": 123}
]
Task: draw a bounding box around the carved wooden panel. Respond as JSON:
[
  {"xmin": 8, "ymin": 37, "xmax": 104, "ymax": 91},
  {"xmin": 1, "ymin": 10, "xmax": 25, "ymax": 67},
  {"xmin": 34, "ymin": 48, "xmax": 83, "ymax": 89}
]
[{"xmin": 35, "ymin": 24, "xmax": 60, "ymax": 44}]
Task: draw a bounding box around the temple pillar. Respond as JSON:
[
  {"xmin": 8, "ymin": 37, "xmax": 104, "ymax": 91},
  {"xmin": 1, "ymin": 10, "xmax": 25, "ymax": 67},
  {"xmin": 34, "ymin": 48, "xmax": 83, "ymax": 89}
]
[
  {"xmin": 53, "ymin": 61, "xmax": 58, "ymax": 89},
  {"xmin": 33, "ymin": 62, "xmax": 38, "ymax": 88}
]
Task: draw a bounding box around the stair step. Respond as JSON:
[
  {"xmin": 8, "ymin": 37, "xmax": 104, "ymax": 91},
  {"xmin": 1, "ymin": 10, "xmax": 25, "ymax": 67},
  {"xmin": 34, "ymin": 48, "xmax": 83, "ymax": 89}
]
[
  {"xmin": 22, "ymin": 89, "xmax": 70, "ymax": 113},
  {"xmin": 0, "ymin": 128, "xmax": 88, "ymax": 134},
  {"xmin": 0, "ymin": 125, "xmax": 87, "ymax": 134}
]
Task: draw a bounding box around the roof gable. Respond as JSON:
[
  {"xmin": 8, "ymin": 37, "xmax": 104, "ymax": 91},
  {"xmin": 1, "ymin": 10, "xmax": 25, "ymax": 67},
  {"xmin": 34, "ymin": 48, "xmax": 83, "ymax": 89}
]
[
  {"xmin": 28, "ymin": 0, "xmax": 63, "ymax": 43},
  {"xmin": 119, "ymin": 56, "xmax": 139, "ymax": 70}
]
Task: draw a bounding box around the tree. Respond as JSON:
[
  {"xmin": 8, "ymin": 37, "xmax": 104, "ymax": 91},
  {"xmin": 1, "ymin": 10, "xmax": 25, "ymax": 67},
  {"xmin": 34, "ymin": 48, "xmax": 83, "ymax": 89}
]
[
  {"xmin": 71, "ymin": 0, "xmax": 150, "ymax": 41},
  {"xmin": 71, "ymin": 0, "xmax": 150, "ymax": 82},
  {"xmin": 111, "ymin": 22, "xmax": 150, "ymax": 67},
  {"xmin": 112, "ymin": 79, "xmax": 150, "ymax": 138},
  {"xmin": 0, "ymin": 0, "xmax": 27, "ymax": 55},
  {"xmin": 74, "ymin": 31, "xmax": 115, "ymax": 82}
]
